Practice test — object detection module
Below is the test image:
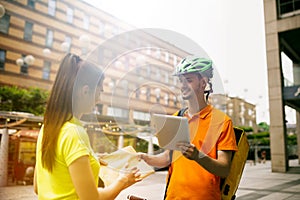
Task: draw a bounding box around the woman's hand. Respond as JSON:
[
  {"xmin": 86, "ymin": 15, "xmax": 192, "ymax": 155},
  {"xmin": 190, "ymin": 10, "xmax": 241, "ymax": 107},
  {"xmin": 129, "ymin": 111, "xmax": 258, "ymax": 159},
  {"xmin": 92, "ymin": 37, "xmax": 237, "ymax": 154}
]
[
  {"xmin": 96, "ymin": 153, "xmax": 108, "ymax": 166},
  {"xmin": 118, "ymin": 166, "xmax": 142, "ymax": 189}
]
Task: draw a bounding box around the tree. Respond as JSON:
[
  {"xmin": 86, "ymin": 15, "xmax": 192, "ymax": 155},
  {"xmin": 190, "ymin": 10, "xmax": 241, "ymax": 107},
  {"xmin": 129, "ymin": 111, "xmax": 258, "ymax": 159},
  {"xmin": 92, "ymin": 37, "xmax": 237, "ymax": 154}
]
[
  {"xmin": 258, "ymin": 122, "xmax": 269, "ymax": 132},
  {"xmin": 0, "ymin": 86, "xmax": 48, "ymax": 116}
]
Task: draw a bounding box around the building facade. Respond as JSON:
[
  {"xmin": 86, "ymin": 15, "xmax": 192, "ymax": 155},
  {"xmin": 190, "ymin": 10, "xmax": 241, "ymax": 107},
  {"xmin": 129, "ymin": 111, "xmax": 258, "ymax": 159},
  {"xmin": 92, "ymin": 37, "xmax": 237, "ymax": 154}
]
[
  {"xmin": 0, "ymin": 0, "xmax": 191, "ymax": 121},
  {"xmin": 210, "ymin": 94, "xmax": 257, "ymax": 132},
  {"xmin": 263, "ymin": 0, "xmax": 300, "ymax": 172}
]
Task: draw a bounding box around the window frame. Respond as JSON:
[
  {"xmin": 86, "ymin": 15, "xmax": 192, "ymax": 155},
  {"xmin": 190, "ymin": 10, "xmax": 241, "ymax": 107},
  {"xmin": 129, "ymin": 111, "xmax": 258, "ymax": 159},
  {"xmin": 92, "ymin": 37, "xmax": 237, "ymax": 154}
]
[
  {"xmin": 45, "ymin": 29, "xmax": 53, "ymax": 48},
  {"xmin": 42, "ymin": 60, "xmax": 51, "ymax": 80},
  {"xmin": 0, "ymin": 49, "xmax": 6, "ymax": 70},
  {"xmin": 0, "ymin": 14, "xmax": 10, "ymax": 34},
  {"xmin": 24, "ymin": 21, "xmax": 33, "ymax": 42},
  {"xmin": 48, "ymin": 0, "xmax": 56, "ymax": 16}
]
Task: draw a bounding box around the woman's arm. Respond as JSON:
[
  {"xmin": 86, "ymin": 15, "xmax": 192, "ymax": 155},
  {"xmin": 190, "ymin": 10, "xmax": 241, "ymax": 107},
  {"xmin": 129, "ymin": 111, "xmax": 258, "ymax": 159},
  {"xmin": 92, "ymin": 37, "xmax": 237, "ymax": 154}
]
[
  {"xmin": 69, "ymin": 156, "xmax": 141, "ymax": 200},
  {"xmin": 33, "ymin": 166, "xmax": 38, "ymax": 194}
]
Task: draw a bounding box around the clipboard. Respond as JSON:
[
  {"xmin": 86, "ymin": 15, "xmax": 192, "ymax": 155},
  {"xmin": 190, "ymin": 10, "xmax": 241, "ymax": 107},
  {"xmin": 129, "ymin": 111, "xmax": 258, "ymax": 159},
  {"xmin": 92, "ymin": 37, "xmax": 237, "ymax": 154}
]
[{"xmin": 151, "ymin": 114, "xmax": 190, "ymax": 150}]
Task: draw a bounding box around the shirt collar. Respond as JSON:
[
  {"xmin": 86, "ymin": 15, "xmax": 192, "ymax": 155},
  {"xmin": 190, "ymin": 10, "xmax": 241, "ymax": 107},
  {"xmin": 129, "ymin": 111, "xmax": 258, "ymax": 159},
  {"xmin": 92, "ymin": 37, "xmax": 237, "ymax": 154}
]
[
  {"xmin": 199, "ymin": 105, "xmax": 212, "ymax": 119},
  {"xmin": 184, "ymin": 104, "xmax": 212, "ymax": 119},
  {"xmin": 69, "ymin": 116, "xmax": 83, "ymax": 126}
]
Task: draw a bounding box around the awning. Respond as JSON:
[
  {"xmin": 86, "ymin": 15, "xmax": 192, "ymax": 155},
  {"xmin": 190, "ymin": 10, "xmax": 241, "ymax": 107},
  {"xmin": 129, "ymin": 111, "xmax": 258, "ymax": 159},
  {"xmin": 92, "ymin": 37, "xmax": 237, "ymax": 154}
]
[{"xmin": 12, "ymin": 129, "xmax": 39, "ymax": 140}]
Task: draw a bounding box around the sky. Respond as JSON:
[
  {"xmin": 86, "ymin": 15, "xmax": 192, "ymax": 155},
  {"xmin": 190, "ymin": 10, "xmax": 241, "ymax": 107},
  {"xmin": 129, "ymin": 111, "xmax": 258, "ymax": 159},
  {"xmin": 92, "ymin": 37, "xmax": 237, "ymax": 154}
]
[{"xmin": 82, "ymin": 0, "xmax": 283, "ymax": 124}]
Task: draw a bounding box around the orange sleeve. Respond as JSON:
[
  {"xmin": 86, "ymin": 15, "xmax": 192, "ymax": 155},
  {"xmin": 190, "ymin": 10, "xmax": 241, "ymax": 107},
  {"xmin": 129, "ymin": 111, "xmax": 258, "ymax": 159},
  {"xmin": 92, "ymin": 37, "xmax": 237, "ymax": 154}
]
[{"xmin": 218, "ymin": 118, "xmax": 238, "ymax": 151}]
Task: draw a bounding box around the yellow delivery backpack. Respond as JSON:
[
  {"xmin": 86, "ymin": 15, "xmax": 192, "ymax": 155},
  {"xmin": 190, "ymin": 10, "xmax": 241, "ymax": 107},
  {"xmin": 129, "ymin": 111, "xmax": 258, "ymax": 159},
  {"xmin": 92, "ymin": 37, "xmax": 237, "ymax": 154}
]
[{"xmin": 221, "ymin": 127, "xmax": 249, "ymax": 200}]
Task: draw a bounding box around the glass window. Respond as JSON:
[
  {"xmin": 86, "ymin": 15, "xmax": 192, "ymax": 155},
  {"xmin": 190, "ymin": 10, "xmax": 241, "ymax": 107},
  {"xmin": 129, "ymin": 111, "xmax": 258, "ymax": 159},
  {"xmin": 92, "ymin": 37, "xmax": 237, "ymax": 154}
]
[
  {"xmin": 112, "ymin": 25, "xmax": 119, "ymax": 36},
  {"xmin": 164, "ymin": 94, "xmax": 169, "ymax": 105},
  {"xmin": 173, "ymin": 96, "xmax": 177, "ymax": 106},
  {"xmin": 155, "ymin": 69, "xmax": 161, "ymax": 80},
  {"xmin": 107, "ymin": 107, "xmax": 129, "ymax": 118},
  {"xmin": 146, "ymin": 88, "xmax": 151, "ymax": 101},
  {"xmin": 173, "ymin": 76, "xmax": 177, "ymax": 85},
  {"xmin": 249, "ymin": 120, "xmax": 253, "ymax": 127},
  {"xmin": 240, "ymin": 117, "xmax": 245, "ymax": 125},
  {"xmin": 65, "ymin": 36, "xmax": 72, "ymax": 52},
  {"xmin": 136, "ymin": 84, "xmax": 140, "ymax": 99},
  {"xmin": 42, "ymin": 61, "xmax": 51, "ymax": 80},
  {"xmin": 0, "ymin": 14, "xmax": 10, "ymax": 34},
  {"xmin": 165, "ymin": 52, "xmax": 169, "ymax": 63},
  {"xmin": 133, "ymin": 111, "xmax": 150, "ymax": 121},
  {"xmin": 48, "ymin": 0, "xmax": 56, "ymax": 16},
  {"xmin": 0, "ymin": 49, "xmax": 6, "ymax": 70},
  {"xmin": 27, "ymin": 0, "xmax": 35, "ymax": 9},
  {"xmin": 156, "ymin": 96, "xmax": 160, "ymax": 103},
  {"xmin": 173, "ymin": 55, "xmax": 177, "ymax": 67},
  {"xmin": 146, "ymin": 65, "xmax": 151, "ymax": 76},
  {"xmin": 66, "ymin": 7, "xmax": 73, "ymax": 23},
  {"xmin": 165, "ymin": 72, "xmax": 169, "ymax": 83},
  {"xmin": 20, "ymin": 55, "xmax": 28, "ymax": 75},
  {"xmin": 155, "ymin": 49, "xmax": 161, "ymax": 59},
  {"xmin": 24, "ymin": 21, "xmax": 33, "ymax": 41},
  {"xmin": 278, "ymin": 0, "xmax": 300, "ymax": 16},
  {"xmin": 83, "ymin": 14, "xmax": 90, "ymax": 30},
  {"xmin": 45, "ymin": 29, "xmax": 53, "ymax": 48},
  {"xmin": 98, "ymin": 20, "xmax": 104, "ymax": 35}
]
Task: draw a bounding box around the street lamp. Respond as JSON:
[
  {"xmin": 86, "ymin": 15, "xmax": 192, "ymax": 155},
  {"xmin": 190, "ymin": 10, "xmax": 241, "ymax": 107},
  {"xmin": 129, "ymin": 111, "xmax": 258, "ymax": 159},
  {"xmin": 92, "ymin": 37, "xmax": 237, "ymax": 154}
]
[
  {"xmin": 43, "ymin": 48, "xmax": 51, "ymax": 56},
  {"xmin": 16, "ymin": 55, "xmax": 35, "ymax": 75},
  {"xmin": 61, "ymin": 42, "xmax": 70, "ymax": 52}
]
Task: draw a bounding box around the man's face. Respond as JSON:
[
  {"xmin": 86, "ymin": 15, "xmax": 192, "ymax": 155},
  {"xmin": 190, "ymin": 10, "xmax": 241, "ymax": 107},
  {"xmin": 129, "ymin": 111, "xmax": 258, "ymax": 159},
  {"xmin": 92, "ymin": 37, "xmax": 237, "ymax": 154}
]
[{"xmin": 178, "ymin": 73, "xmax": 206, "ymax": 100}]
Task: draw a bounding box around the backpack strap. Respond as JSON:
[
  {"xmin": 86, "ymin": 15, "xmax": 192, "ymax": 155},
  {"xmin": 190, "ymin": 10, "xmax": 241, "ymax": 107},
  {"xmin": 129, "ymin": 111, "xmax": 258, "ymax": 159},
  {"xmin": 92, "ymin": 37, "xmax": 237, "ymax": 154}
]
[{"xmin": 163, "ymin": 107, "xmax": 188, "ymax": 199}]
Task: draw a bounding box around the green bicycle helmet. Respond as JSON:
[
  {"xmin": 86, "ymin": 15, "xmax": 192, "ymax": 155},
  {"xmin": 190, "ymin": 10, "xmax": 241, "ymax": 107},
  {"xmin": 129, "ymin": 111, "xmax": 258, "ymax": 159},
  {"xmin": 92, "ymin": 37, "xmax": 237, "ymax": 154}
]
[
  {"xmin": 174, "ymin": 57, "xmax": 213, "ymax": 76},
  {"xmin": 174, "ymin": 56, "xmax": 214, "ymax": 101}
]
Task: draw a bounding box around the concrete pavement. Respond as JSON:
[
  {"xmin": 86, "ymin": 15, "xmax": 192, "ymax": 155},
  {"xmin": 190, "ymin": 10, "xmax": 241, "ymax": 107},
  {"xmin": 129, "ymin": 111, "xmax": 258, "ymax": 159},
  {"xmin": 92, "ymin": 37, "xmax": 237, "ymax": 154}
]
[{"xmin": 1, "ymin": 160, "xmax": 300, "ymax": 200}]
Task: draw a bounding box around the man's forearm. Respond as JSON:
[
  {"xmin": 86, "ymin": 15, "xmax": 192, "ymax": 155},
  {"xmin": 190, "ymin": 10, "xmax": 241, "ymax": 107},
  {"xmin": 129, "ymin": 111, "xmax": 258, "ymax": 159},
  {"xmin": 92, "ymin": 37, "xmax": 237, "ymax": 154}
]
[{"xmin": 142, "ymin": 151, "xmax": 170, "ymax": 168}]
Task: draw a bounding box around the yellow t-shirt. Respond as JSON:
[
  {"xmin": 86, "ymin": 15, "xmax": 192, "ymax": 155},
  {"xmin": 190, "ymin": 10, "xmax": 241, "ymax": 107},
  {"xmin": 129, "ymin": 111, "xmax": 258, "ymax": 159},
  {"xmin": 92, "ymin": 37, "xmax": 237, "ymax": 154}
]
[
  {"xmin": 166, "ymin": 105, "xmax": 238, "ymax": 200},
  {"xmin": 36, "ymin": 117, "xmax": 100, "ymax": 200}
]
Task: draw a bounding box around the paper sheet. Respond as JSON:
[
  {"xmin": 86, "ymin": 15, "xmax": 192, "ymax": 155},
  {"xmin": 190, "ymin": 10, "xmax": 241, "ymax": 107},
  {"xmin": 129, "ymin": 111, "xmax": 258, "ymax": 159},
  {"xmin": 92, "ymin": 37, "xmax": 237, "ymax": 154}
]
[{"xmin": 99, "ymin": 146, "xmax": 155, "ymax": 186}]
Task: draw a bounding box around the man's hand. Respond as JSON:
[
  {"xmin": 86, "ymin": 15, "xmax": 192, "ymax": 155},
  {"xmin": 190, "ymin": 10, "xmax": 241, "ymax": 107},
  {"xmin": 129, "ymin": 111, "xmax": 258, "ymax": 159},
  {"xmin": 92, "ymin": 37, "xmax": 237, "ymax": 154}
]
[{"xmin": 176, "ymin": 142, "xmax": 203, "ymax": 161}]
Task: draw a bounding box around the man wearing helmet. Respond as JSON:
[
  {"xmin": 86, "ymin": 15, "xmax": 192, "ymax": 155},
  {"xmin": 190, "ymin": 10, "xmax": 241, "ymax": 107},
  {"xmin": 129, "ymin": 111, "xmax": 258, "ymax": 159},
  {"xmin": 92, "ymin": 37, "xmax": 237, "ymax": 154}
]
[{"xmin": 140, "ymin": 56, "xmax": 238, "ymax": 199}]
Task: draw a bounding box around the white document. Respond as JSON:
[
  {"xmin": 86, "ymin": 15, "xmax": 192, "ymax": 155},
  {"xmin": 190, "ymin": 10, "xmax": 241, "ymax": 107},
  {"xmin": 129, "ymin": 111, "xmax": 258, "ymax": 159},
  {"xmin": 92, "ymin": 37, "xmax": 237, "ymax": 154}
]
[
  {"xmin": 151, "ymin": 114, "xmax": 190, "ymax": 150},
  {"xmin": 99, "ymin": 146, "xmax": 154, "ymax": 186}
]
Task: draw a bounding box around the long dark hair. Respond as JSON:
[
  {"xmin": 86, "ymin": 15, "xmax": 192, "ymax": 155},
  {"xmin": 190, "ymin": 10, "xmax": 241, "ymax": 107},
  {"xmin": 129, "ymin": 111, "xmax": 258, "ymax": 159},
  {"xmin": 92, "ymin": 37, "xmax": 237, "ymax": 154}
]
[{"xmin": 41, "ymin": 53, "xmax": 103, "ymax": 172}]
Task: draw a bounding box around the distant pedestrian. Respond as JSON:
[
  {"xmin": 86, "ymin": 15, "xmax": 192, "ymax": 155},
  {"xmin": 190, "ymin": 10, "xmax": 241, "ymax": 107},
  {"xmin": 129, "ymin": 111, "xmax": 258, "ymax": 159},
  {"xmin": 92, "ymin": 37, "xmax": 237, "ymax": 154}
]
[{"xmin": 261, "ymin": 150, "xmax": 266, "ymax": 164}]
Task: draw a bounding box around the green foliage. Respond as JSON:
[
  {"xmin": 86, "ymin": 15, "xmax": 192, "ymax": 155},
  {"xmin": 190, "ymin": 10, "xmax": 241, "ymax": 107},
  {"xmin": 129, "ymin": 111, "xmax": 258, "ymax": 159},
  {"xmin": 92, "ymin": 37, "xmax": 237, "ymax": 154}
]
[
  {"xmin": 247, "ymin": 132, "xmax": 270, "ymax": 139},
  {"xmin": 247, "ymin": 131, "xmax": 297, "ymax": 146},
  {"xmin": 237, "ymin": 126, "xmax": 253, "ymax": 132},
  {"xmin": 258, "ymin": 137, "xmax": 270, "ymax": 145},
  {"xmin": 0, "ymin": 86, "xmax": 48, "ymax": 116},
  {"xmin": 258, "ymin": 122, "xmax": 269, "ymax": 132},
  {"xmin": 135, "ymin": 138, "xmax": 160, "ymax": 153},
  {"xmin": 287, "ymin": 134, "xmax": 297, "ymax": 145}
]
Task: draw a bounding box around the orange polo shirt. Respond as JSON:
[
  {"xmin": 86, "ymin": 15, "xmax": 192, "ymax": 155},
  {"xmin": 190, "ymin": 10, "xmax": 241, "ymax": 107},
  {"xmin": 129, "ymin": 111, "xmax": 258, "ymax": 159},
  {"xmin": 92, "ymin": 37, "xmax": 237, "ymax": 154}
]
[{"xmin": 165, "ymin": 105, "xmax": 238, "ymax": 200}]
